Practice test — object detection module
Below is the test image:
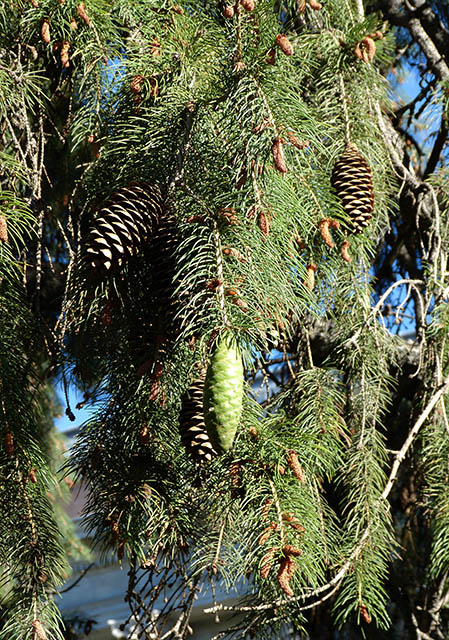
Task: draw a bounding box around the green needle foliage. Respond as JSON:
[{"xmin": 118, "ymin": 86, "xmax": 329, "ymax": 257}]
[{"xmin": 1, "ymin": 0, "xmax": 449, "ymax": 638}]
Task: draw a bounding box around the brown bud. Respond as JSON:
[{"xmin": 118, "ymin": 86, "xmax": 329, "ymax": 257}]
[
  {"xmin": 110, "ymin": 519, "xmax": 120, "ymax": 544},
  {"xmin": 283, "ymin": 544, "xmax": 303, "ymax": 557},
  {"xmin": 249, "ymin": 426, "xmax": 258, "ymax": 440},
  {"xmin": 150, "ymin": 38, "xmax": 161, "ymax": 56},
  {"xmin": 29, "ymin": 468, "xmax": 38, "ymax": 483},
  {"xmin": 253, "ymin": 118, "xmax": 270, "ymax": 134},
  {"xmin": 139, "ymin": 424, "xmax": 149, "ymax": 445},
  {"xmin": 319, "ymin": 219, "xmax": 337, "ymax": 248},
  {"xmin": 117, "ymin": 541, "xmax": 125, "ymax": 561},
  {"xmin": 0, "ymin": 216, "xmax": 8, "ymax": 243},
  {"xmin": 265, "ymin": 47, "xmax": 276, "ymax": 64},
  {"xmin": 206, "ymin": 278, "xmax": 222, "ymax": 292},
  {"xmin": 130, "ymin": 74, "xmax": 144, "ymax": 95},
  {"xmin": 367, "ymin": 30, "xmax": 384, "ymax": 40},
  {"xmin": 277, "ymin": 557, "xmax": 295, "ymax": 596},
  {"xmin": 308, "ymin": 0, "xmax": 322, "ymax": 8},
  {"xmin": 360, "ymin": 603, "xmax": 372, "ymax": 624},
  {"xmin": 282, "ymin": 513, "xmax": 305, "ymax": 533},
  {"xmin": 241, "ymin": 0, "xmax": 255, "ymax": 10},
  {"xmin": 272, "ymin": 137, "xmax": 287, "ymax": 173},
  {"xmin": 341, "ymin": 240, "xmax": 352, "ymax": 263},
  {"xmin": 260, "ymin": 547, "xmax": 278, "ymax": 578},
  {"xmin": 223, "ymin": 247, "xmax": 246, "ymax": 262},
  {"xmin": 77, "ymin": 2, "xmax": 92, "ymax": 26},
  {"xmin": 361, "ymin": 36, "xmax": 376, "ymax": 62},
  {"xmin": 172, "ymin": 4, "xmax": 184, "ymax": 14},
  {"xmin": 60, "ymin": 41, "xmax": 70, "ymax": 68},
  {"xmin": 287, "ymin": 450, "xmax": 304, "ymax": 481},
  {"xmin": 186, "ymin": 214, "xmax": 206, "ymax": 223},
  {"xmin": 4, "ymin": 431, "xmax": 14, "ymax": 457},
  {"xmin": 258, "ymin": 210, "xmax": 271, "ymax": 237},
  {"xmin": 230, "ymin": 461, "xmax": 240, "ymax": 487},
  {"xmin": 276, "ymin": 34, "xmax": 293, "ymax": 56},
  {"xmin": 64, "ymin": 476, "xmax": 75, "ymax": 489},
  {"xmin": 70, "ymin": 17, "xmax": 78, "ymax": 29},
  {"xmin": 223, "ymin": 5, "xmax": 235, "ymax": 17},
  {"xmin": 304, "ymin": 263, "xmax": 317, "ymax": 292},
  {"xmin": 29, "ymin": 0, "xmax": 39, "ymax": 6},
  {"xmin": 287, "ymin": 132, "xmax": 309, "ymax": 149},
  {"xmin": 32, "ymin": 619, "xmax": 47, "ymax": 640},
  {"xmin": 41, "ymin": 19, "xmax": 50, "ymax": 44},
  {"xmin": 298, "ymin": 0, "xmax": 306, "ymax": 13},
  {"xmin": 149, "ymin": 380, "xmax": 161, "ymax": 401},
  {"xmin": 278, "ymin": 465, "xmax": 286, "ymax": 475},
  {"xmin": 233, "ymin": 60, "xmax": 246, "ymax": 72},
  {"xmin": 219, "ymin": 207, "xmax": 239, "ymax": 225},
  {"xmin": 258, "ymin": 527, "xmax": 273, "ymax": 546},
  {"xmin": 232, "ymin": 297, "xmax": 249, "ymax": 311}
]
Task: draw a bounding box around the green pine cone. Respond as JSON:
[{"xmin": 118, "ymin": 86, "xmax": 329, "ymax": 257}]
[{"xmin": 203, "ymin": 335, "xmax": 244, "ymax": 453}]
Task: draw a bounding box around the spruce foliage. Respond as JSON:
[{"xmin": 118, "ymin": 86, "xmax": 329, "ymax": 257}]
[{"xmin": 1, "ymin": 0, "xmax": 449, "ymax": 638}]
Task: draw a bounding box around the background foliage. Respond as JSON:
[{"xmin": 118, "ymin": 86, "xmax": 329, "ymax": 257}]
[{"xmin": 0, "ymin": 0, "xmax": 448, "ymax": 638}]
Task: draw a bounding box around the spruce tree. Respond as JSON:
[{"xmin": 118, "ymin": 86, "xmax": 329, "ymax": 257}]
[{"xmin": 0, "ymin": 0, "xmax": 448, "ymax": 638}]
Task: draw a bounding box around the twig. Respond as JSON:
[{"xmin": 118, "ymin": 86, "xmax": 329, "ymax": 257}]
[
  {"xmin": 381, "ymin": 373, "xmax": 449, "ymax": 502},
  {"xmin": 59, "ymin": 564, "xmax": 95, "ymax": 593}
]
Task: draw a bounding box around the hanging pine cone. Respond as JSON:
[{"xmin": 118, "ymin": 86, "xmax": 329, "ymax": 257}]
[
  {"xmin": 331, "ymin": 143, "xmax": 374, "ymax": 233},
  {"xmin": 179, "ymin": 375, "xmax": 216, "ymax": 463},
  {"xmin": 203, "ymin": 334, "xmax": 244, "ymax": 453},
  {"xmin": 85, "ymin": 182, "xmax": 162, "ymax": 270}
]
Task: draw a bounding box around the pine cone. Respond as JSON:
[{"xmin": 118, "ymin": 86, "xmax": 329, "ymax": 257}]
[
  {"xmin": 179, "ymin": 375, "xmax": 216, "ymax": 463},
  {"xmin": 331, "ymin": 143, "xmax": 374, "ymax": 233},
  {"xmin": 203, "ymin": 334, "xmax": 244, "ymax": 453},
  {"xmin": 85, "ymin": 183, "xmax": 162, "ymax": 270}
]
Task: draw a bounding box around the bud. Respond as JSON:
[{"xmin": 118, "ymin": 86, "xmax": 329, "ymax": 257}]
[
  {"xmin": 304, "ymin": 263, "xmax": 317, "ymax": 291},
  {"xmin": 0, "ymin": 216, "xmax": 8, "ymax": 243},
  {"xmin": 272, "ymin": 137, "xmax": 287, "ymax": 173},
  {"xmin": 277, "ymin": 557, "xmax": 295, "ymax": 596},
  {"xmin": 4, "ymin": 430, "xmax": 14, "ymax": 457},
  {"xmin": 308, "ymin": 0, "xmax": 322, "ymax": 8},
  {"xmin": 361, "ymin": 36, "xmax": 376, "ymax": 62},
  {"xmin": 241, "ymin": 0, "xmax": 255, "ymax": 10},
  {"xmin": 341, "ymin": 240, "xmax": 352, "ymax": 263},
  {"xmin": 41, "ymin": 19, "xmax": 50, "ymax": 44},
  {"xmin": 150, "ymin": 38, "xmax": 161, "ymax": 56},
  {"xmin": 130, "ymin": 74, "xmax": 144, "ymax": 95},
  {"xmin": 60, "ymin": 41, "xmax": 70, "ymax": 68},
  {"xmin": 258, "ymin": 210, "xmax": 271, "ymax": 237},
  {"xmin": 77, "ymin": 2, "xmax": 92, "ymax": 26},
  {"xmin": 360, "ymin": 603, "xmax": 372, "ymax": 624},
  {"xmin": 283, "ymin": 544, "xmax": 303, "ymax": 557},
  {"xmin": 276, "ymin": 34, "xmax": 293, "ymax": 56},
  {"xmin": 32, "ymin": 619, "xmax": 47, "ymax": 640},
  {"xmin": 139, "ymin": 424, "xmax": 149, "ymax": 445},
  {"xmin": 319, "ymin": 218, "xmax": 339, "ymax": 248},
  {"xmin": 223, "ymin": 5, "xmax": 234, "ymax": 17},
  {"xmin": 260, "ymin": 547, "xmax": 278, "ymax": 578},
  {"xmin": 287, "ymin": 450, "xmax": 304, "ymax": 480}
]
